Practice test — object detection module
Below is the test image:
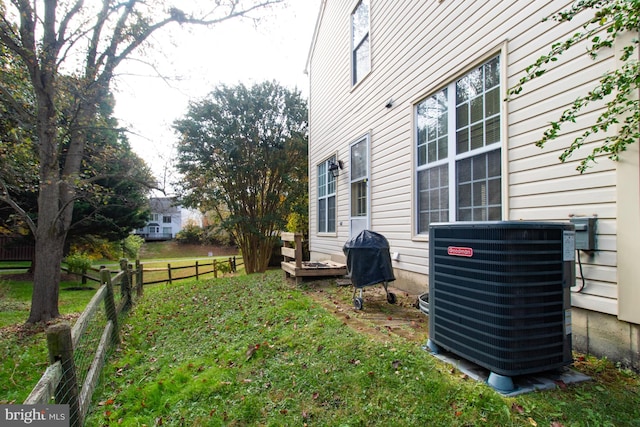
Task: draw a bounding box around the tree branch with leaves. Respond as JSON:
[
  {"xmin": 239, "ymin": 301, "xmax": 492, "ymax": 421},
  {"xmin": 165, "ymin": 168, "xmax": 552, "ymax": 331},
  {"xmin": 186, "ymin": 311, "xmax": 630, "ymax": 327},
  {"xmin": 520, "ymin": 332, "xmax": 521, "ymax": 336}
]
[
  {"xmin": 507, "ymin": 0, "xmax": 639, "ymax": 173},
  {"xmin": 174, "ymin": 81, "xmax": 308, "ymax": 274}
]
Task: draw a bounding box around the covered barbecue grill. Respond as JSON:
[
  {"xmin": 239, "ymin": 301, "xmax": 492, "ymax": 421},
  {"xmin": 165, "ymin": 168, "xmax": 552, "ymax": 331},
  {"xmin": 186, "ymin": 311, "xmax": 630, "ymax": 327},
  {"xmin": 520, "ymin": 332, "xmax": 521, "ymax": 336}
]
[{"xmin": 342, "ymin": 230, "xmax": 396, "ymax": 310}]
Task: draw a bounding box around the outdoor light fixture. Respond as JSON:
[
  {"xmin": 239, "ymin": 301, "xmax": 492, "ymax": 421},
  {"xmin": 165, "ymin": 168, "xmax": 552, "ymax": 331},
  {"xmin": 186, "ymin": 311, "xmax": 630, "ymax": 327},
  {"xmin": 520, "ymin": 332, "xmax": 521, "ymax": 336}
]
[{"xmin": 329, "ymin": 160, "xmax": 344, "ymax": 178}]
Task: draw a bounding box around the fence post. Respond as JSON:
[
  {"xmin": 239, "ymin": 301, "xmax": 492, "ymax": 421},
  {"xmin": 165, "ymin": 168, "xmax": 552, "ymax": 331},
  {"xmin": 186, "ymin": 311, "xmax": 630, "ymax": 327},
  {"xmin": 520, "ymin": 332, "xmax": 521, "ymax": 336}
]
[
  {"xmin": 101, "ymin": 268, "xmax": 120, "ymax": 345},
  {"xmin": 232, "ymin": 256, "xmax": 237, "ymax": 272},
  {"xmin": 195, "ymin": 260, "xmax": 199, "ymax": 281},
  {"xmin": 137, "ymin": 260, "xmax": 144, "ymax": 294},
  {"xmin": 81, "ymin": 267, "xmax": 87, "ymax": 285},
  {"xmin": 128, "ymin": 262, "xmax": 134, "ymax": 300},
  {"xmin": 213, "ymin": 259, "xmax": 218, "ymax": 278},
  {"xmin": 167, "ymin": 263, "xmax": 172, "ymax": 285},
  {"xmin": 120, "ymin": 258, "xmax": 132, "ymax": 311},
  {"xmin": 46, "ymin": 322, "xmax": 81, "ymax": 427},
  {"xmin": 135, "ymin": 260, "xmax": 143, "ymax": 297}
]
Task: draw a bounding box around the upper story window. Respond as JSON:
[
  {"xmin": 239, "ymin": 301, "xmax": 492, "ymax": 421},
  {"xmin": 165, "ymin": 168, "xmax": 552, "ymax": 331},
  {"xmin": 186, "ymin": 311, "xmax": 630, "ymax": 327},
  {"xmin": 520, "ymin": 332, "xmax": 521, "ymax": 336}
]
[
  {"xmin": 416, "ymin": 56, "xmax": 502, "ymax": 234},
  {"xmin": 162, "ymin": 215, "xmax": 172, "ymax": 224},
  {"xmin": 150, "ymin": 213, "xmax": 159, "ymax": 222},
  {"xmin": 351, "ymin": 0, "xmax": 370, "ymax": 85},
  {"xmin": 318, "ymin": 157, "xmax": 337, "ymax": 233}
]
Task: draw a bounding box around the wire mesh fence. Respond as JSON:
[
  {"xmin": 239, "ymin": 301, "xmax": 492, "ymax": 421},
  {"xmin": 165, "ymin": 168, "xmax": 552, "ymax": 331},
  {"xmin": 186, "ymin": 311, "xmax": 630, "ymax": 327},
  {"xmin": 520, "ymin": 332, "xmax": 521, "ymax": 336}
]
[
  {"xmin": 24, "ymin": 262, "xmax": 131, "ymax": 426},
  {"xmin": 22, "ymin": 256, "xmax": 242, "ymax": 426}
]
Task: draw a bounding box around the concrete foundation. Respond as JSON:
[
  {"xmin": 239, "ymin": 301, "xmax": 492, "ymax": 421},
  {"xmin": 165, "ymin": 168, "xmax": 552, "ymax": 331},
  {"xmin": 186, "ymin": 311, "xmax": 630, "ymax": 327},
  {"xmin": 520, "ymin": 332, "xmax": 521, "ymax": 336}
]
[{"xmin": 572, "ymin": 307, "xmax": 640, "ymax": 371}]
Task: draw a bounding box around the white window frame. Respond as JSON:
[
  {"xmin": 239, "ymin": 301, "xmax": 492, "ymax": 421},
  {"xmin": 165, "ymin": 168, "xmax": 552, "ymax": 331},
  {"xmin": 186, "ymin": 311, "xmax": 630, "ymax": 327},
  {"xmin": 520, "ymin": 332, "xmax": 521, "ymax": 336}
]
[
  {"xmin": 415, "ymin": 55, "xmax": 503, "ymax": 235},
  {"xmin": 351, "ymin": 0, "xmax": 371, "ymax": 86},
  {"xmin": 317, "ymin": 156, "xmax": 338, "ymax": 234},
  {"xmin": 349, "ymin": 134, "xmax": 370, "ymax": 238}
]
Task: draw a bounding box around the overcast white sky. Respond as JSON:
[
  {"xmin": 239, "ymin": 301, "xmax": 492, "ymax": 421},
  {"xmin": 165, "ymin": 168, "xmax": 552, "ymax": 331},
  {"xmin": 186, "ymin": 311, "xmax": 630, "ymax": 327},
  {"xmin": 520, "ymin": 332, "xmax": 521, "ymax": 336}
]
[{"xmin": 112, "ymin": 0, "xmax": 321, "ymax": 189}]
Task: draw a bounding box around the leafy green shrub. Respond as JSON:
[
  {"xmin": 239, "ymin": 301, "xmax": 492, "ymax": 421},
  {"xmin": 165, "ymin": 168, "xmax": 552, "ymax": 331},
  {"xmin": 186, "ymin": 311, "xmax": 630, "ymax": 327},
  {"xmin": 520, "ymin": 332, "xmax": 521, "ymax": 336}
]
[
  {"xmin": 285, "ymin": 212, "xmax": 309, "ymax": 261},
  {"xmin": 286, "ymin": 211, "xmax": 308, "ymax": 236},
  {"xmin": 64, "ymin": 252, "xmax": 93, "ymax": 274},
  {"xmin": 175, "ymin": 224, "xmax": 204, "ymax": 244},
  {"xmin": 202, "ymin": 224, "xmax": 234, "ymax": 246},
  {"xmin": 121, "ymin": 235, "xmax": 145, "ymax": 259},
  {"xmin": 215, "ymin": 260, "xmax": 232, "ymax": 274}
]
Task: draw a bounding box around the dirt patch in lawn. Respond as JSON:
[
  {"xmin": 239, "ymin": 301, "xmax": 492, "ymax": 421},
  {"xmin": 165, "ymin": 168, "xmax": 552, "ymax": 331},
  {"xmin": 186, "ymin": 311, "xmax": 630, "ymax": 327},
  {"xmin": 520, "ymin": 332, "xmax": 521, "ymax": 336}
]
[
  {"xmin": 297, "ymin": 277, "xmax": 429, "ymax": 346},
  {"xmin": 0, "ymin": 313, "xmax": 80, "ymax": 341}
]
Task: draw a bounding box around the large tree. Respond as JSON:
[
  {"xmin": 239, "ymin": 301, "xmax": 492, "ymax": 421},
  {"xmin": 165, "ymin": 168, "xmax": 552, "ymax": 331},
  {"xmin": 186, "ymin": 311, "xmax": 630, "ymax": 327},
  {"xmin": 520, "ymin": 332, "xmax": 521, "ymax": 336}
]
[
  {"xmin": 174, "ymin": 81, "xmax": 308, "ymax": 274},
  {"xmin": 1, "ymin": 47, "xmax": 153, "ymax": 245},
  {"xmin": 0, "ymin": 0, "xmax": 282, "ymax": 323},
  {"xmin": 508, "ymin": 0, "xmax": 639, "ymax": 173}
]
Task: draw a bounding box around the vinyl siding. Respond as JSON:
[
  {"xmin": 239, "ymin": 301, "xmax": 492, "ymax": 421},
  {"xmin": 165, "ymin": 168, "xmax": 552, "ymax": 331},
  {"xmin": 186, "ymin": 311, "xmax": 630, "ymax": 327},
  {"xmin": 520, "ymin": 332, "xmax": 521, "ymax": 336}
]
[{"xmin": 307, "ymin": 0, "xmax": 628, "ymax": 316}]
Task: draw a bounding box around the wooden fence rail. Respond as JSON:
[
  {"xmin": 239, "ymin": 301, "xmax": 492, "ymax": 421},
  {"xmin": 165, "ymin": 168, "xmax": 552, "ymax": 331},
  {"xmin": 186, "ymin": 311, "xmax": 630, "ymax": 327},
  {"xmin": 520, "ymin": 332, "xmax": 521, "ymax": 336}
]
[
  {"xmin": 22, "ymin": 255, "xmax": 241, "ymax": 426},
  {"xmin": 141, "ymin": 256, "xmax": 240, "ymax": 285},
  {"xmin": 23, "ymin": 262, "xmax": 131, "ymax": 427},
  {"xmin": 53, "ymin": 256, "xmax": 241, "ymax": 286}
]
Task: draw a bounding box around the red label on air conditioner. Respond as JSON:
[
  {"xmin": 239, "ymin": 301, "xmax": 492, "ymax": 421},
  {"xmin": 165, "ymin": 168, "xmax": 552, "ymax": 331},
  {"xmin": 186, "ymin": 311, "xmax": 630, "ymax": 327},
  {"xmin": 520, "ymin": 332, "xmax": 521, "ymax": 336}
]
[{"xmin": 447, "ymin": 246, "xmax": 473, "ymax": 257}]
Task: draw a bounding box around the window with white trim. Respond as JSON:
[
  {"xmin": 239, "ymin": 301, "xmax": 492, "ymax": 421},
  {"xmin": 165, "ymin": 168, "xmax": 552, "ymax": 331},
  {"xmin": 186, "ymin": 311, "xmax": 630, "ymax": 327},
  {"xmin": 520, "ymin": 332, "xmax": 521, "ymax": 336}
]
[
  {"xmin": 318, "ymin": 157, "xmax": 337, "ymax": 233},
  {"xmin": 351, "ymin": 0, "xmax": 370, "ymax": 85},
  {"xmin": 350, "ymin": 138, "xmax": 368, "ymax": 218},
  {"xmin": 416, "ymin": 56, "xmax": 502, "ymax": 234}
]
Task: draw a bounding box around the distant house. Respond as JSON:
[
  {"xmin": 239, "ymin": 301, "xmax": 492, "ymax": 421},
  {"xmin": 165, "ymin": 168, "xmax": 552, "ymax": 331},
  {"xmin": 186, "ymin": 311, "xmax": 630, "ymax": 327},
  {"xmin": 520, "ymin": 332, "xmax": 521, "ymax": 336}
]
[
  {"xmin": 133, "ymin": 197, "xmax": 182, "ymax": 241},
  {"xmin": 306, "ymin": 1, "xmax": 639, "ymax": 369}
]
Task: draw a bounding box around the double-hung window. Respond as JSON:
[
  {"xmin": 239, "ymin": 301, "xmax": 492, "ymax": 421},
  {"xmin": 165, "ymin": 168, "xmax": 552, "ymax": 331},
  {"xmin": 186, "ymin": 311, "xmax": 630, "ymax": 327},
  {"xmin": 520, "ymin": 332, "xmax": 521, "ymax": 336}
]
[
  {"xmin": 318, "ymin": 157, "xmax": 337, "ymax": 233},
  {"xmin": 416, "ymin": 56, "xmax": 502, "ymax": 234},
  {"xmin": 351, "ymin": 0, "xmax": 370, "ymax": 85}
]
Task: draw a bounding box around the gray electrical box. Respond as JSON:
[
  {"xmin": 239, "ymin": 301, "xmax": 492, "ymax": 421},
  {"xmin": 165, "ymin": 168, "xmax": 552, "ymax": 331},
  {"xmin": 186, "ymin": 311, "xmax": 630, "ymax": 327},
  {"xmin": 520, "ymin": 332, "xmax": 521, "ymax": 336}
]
[{"xmin": 570, "ymin": 216, "xmax": 597, "ymax": 251}]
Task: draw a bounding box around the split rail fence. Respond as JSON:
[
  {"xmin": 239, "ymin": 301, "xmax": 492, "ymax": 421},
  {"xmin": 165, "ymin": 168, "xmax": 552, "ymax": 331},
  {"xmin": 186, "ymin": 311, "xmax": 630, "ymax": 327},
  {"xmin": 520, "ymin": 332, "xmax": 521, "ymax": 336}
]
[
  {"xmin": 21, "ymin": 255, "xmax": 241, "ymax": 426},
  {"xmin": 23, "ymin": 260, "xmax": 133, "ymax": 427},
  {"xmin": 60, "ymin": 256, "xmax": 240, "ymax": 286}
]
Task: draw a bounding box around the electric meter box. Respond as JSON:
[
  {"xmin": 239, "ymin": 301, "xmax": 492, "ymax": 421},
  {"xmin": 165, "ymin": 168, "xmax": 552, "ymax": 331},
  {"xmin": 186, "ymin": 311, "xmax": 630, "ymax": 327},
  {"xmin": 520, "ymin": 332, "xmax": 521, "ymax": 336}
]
[{"xmin": 570, "ymin": 217, "xmax": 597, "ymax": 251}]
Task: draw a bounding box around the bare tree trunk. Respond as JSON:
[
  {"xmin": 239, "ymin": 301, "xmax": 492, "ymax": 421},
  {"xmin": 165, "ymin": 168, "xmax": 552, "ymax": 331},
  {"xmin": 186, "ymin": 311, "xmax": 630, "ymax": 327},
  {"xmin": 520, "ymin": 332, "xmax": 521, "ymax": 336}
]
[
  {"xmin": 28, "ymin": 158, "xmax": 66, "ymax": 323},
  {"xmin": 28, "ymin": 237, "xmax": 63, "ymax": 322},
  {"xmin": 237, "ymin": 232, "xmax": 277, "ymax": 275}
]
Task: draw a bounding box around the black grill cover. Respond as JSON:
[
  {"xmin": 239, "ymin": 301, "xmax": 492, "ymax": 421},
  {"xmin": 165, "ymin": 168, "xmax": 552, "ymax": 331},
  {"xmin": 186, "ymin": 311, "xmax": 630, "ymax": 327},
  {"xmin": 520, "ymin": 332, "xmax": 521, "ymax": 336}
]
[{"xmin": 342, "ymin": 230, "xmax": 395, "ymax": 288}]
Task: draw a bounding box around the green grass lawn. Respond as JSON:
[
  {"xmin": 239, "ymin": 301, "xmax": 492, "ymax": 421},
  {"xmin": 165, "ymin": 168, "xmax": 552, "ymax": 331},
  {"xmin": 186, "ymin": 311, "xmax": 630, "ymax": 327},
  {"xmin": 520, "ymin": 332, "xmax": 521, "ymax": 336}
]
[
  {"xmin": 0, "ymin": 239, "xmax": 237, "ymax": 406},
  {"xmin": 139, "ymin": 241, "xmax": 238, "ymax": 260},
  {"xmin": 0, "ymin": 278, "xmax": 98, "ymax": 404},
  {"xmin": 2, "ymin": 240, "xmax": 639, "ymax": 425},
  {"xmin": 81, "ymin": 270, "xmax": 640, "ymax": 427}
]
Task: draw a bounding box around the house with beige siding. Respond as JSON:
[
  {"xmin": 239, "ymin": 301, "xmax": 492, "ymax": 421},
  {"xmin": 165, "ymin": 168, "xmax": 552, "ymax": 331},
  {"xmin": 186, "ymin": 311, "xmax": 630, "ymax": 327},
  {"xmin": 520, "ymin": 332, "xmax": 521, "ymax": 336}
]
[{"xmin": 305, "ymin": 0, "xmax": 639, "ymax": 370}]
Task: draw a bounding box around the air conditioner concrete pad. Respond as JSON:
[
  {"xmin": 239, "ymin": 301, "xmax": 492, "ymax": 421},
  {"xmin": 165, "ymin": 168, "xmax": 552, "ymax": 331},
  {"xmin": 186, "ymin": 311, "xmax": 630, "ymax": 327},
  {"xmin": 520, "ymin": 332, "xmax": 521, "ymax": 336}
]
[{"xmin": 424, "ymin": 347, "xmax": 591, "ymax": 397}]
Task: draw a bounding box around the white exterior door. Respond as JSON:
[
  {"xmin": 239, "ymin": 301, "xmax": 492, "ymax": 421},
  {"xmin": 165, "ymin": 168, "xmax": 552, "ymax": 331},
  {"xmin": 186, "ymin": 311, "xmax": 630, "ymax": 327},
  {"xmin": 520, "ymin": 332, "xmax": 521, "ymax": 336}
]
[{"xmin": 350, "ymin": 136, "xmax": 370, "ymax": 239}]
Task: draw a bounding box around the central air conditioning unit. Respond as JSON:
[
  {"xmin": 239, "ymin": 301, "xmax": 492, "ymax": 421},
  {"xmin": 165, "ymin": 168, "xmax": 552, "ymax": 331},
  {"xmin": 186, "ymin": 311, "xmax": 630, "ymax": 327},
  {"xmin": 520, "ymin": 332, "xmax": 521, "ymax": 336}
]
[{"xmin": 426, "ymin": 221, "xmax": 575, "ymax": 392}]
